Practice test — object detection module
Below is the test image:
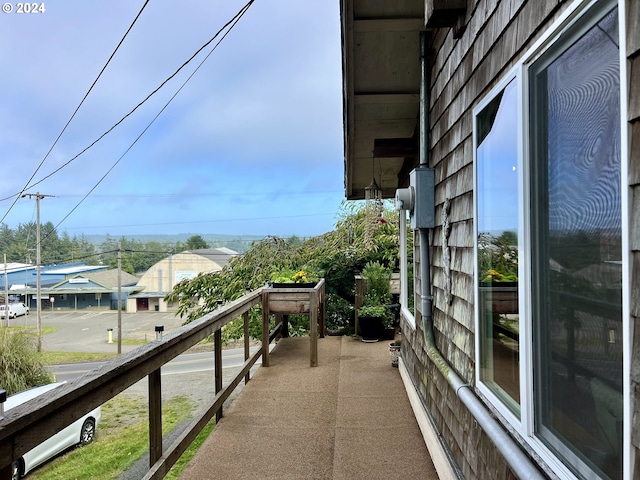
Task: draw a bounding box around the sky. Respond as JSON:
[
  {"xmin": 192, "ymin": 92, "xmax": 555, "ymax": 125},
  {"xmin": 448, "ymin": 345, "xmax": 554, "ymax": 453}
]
[{"xmin": 0, "ymin": 0, "xmax": 346, "ymax": 239}]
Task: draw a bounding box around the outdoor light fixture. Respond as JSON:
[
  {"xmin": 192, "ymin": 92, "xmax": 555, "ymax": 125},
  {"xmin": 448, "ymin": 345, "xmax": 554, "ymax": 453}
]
[{"xmin": 364, "ymin": 156, "xmax": 383, "ymax": 219}]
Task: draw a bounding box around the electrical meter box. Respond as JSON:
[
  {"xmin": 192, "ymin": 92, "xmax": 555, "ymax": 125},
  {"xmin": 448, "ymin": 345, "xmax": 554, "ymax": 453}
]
[{"xmin": 410, "ymin": 167, "xmax": 435, "ymax": 229}]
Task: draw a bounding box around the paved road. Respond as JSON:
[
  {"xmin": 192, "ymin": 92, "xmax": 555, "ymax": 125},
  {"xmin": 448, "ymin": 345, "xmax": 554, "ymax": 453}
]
[{"xmin": 52, "ymin": 348, "xmax": 263, "ymax": 382}]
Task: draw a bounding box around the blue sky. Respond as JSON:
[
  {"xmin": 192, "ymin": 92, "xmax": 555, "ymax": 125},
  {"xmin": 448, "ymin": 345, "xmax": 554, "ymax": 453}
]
[{"xmin": 0, "ymin": 0, "xmax": 345, "ymax": 238}]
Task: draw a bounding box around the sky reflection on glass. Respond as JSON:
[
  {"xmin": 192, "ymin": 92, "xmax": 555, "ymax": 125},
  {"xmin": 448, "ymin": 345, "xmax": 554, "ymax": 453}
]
[{"xmin": 477, "ymin": 80, "xmax": 518, "ymax": 235}]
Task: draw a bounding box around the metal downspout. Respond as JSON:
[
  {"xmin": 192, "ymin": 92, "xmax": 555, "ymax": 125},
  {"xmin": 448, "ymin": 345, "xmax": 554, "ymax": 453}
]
[{"xmin": 417, "ymin": 32, "xmax": 544, "ymax": 480}]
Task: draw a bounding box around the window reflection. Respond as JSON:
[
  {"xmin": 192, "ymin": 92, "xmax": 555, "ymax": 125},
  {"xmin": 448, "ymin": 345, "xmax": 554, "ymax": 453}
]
[{"xmin": 476, "ymin": 79, "xmax": 520, "ymax": 414}]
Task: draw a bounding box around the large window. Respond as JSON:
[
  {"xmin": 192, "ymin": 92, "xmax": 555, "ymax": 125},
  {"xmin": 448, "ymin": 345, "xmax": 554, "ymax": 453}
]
[{"xmin": 474, "ymin": 2, "xmax": 622, "ymax": 479}]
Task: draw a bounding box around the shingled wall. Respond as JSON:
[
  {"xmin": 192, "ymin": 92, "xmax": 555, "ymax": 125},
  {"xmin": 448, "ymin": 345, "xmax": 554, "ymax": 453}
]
[{"xmin": 399, "ymin": 1, "xmax": 592, "ymax": 478}]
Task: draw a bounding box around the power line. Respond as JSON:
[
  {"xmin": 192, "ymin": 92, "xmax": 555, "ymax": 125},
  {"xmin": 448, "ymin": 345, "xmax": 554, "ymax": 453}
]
[
  {"xmin": 0, "ymin": 0, "xmax": 151, "ymax": 222},
  {"xmin": 60, "ymin": 212, "xmax": 336, "ymax": 231},
  {"xmin": 4, "ymin": 0, "xmax": 256, "ymax": 205},
  {"xmin": 49, "ymin": 0, "xmax": 255, "ymax": 234},
  {"xmin": 3, "ymin": 190, "xmax": 343, "ymax": 200}
]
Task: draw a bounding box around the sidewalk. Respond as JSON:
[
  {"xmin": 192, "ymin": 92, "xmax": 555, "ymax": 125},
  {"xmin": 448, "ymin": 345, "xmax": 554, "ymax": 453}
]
[{"xmin": 179, "ymin": 335, "xmax": 439, "ymax": 480}]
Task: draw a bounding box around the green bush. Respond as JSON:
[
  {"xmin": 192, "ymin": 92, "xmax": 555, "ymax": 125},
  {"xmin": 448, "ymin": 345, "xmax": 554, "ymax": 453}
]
[
  {"xmin": 360, "ymin": 261, "xmax": 392, "ymax": 307},
  {"xmin": 167, "ymin": 202, "xmax": 400, "ymax": 337},
  {"xmin": 0, "ymin": 329, "xmax": 53, "ymax": 395}
]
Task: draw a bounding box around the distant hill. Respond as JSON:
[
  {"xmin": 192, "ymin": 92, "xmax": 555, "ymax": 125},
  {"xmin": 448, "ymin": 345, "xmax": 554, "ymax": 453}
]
[{"xmin": 82, "ymin": 234, "xmax": 266, "ymax": 254}]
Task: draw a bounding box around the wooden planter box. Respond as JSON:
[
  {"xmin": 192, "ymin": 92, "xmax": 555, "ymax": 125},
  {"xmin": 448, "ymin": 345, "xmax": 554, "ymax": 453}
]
[{"xmin": 262, "ymin": 279, "xmax": 325, "ymax": 367}]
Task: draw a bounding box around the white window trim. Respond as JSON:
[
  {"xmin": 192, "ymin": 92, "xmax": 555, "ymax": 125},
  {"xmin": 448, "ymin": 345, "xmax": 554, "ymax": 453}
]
[
  {"xmin": 472, "ymin": 0, "xmax": 628, "ymax": 478},
  {"xmin": 472, "ymin": 68, "xmax": 522, "ymax": 430},
  {"xmin": 399, "ymin": 210, "xmax": 416, "ymax": 329}
]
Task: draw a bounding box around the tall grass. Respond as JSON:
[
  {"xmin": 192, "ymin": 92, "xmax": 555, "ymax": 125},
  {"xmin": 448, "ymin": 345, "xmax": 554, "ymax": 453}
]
[{"xmin": 0, "ymin": 328, "xmax": 53, "ymax": 395}]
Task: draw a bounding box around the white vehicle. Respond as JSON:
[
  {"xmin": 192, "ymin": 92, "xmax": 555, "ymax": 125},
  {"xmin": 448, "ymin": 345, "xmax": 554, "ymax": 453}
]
[
  {"xmin": 0, "ymin": 303, "xmax": 29, "ymax": 319},
  {"xmin": 5, "ymin": 383, "xmax": 101, "ymax": 479}
]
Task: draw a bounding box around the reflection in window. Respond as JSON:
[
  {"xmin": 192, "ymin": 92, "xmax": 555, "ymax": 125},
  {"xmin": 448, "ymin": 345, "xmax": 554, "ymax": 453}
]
[
  {"xmin": 476, "ymin": 79, "xmax": 520, "ymax": 414},
  {"xmin": 530, "ymin": 6, "xmax": 621, "ymax": 479},
  {"xmin": 400, "ymin": 209, "xmax": 415, "ymax": 320}
]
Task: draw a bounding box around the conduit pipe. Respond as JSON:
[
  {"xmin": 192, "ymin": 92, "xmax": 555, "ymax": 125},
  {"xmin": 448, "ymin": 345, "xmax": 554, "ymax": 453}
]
[{"xmin": 416, "ymin": 32, "xmax": 544, "ymax": 480}]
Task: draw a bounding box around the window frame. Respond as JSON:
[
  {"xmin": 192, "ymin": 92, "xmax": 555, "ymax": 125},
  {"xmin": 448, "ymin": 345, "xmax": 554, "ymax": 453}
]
[
  {"xmin": 472, "ymin": 0, "xmax": 628, "ymax": 478},
  {"xmin": 473, "ymin": 70, "xmax": 524, "ymax": 425},
  {"xmin": 399, "ymin": 209, "xmax": 416, "ymax": 329}
]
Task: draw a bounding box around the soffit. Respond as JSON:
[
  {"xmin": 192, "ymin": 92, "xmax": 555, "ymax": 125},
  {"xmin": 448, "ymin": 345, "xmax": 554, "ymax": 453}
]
[{"xmin": 341, "ymin": 0, "xmax": 424, "ymax": 200}]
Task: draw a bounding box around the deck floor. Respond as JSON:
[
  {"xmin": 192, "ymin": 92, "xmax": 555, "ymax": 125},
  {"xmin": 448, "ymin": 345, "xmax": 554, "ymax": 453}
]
[{"xmin": 180, "ymin": 335, "xmax": 439, "ymax": 480}]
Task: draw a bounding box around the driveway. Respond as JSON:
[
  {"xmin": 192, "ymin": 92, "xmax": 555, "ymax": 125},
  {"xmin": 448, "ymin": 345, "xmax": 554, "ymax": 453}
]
[{"xmin": 37, "ymin": 310, "xmax": 187, "ymax": 353}]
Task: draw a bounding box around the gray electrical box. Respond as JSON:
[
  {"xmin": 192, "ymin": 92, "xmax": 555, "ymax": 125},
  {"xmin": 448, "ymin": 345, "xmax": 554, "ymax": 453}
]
[{"xmin": 410, "ymin": 167, "xmax": 435, "ymax": 229}]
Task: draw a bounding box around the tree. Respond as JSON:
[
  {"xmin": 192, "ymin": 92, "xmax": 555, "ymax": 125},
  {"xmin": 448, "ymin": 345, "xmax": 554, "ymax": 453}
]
[
  {"xmin": 166, "ymin": 201, "xmax": 400, "ymax": 338},
  {"xmin": 184, "ymin": 235, "xmax": 210, "ymax": 250}
]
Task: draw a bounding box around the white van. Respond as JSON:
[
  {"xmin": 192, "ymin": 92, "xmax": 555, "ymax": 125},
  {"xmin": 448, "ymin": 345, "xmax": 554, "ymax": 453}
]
[{"xmin": 0, "ymin": 303, "xmax": 29, "ymax": 319}]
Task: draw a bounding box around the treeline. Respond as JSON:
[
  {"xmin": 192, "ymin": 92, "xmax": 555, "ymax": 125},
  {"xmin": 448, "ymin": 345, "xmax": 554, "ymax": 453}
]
[{"xmin": 0, "ymin": 223, "xmax": 231, "ymax": 275}]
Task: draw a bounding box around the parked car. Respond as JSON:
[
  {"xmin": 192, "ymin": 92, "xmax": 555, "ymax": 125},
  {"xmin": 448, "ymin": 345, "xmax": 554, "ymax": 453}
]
[
  {"xmin": 4, "ymin": 382, "xmax": 101, "ymax": 479},
  {"xmin": 0, "ymin": 303, "xmax": 29, "ymax": 319}
]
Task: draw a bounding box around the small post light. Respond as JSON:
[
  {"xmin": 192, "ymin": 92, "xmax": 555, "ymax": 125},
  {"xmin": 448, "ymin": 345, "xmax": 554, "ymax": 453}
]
[
  {"xmin": 217, "ymin": 299, "xmax": 223, "ymax": 309},
  {"xmin": 0, "ymin": 389, "xmax": 6, "ymax": 419},
  {"xmin": 107, "ymin": 328, "xmax": 114, "ymax": 344},
  {"xmin": 155, "ymin": 325, "xmax": 164, "ymax": 341}
]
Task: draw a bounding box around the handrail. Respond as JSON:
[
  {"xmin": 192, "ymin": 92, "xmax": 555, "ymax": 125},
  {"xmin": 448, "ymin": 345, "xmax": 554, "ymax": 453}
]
[
  {"xmin": 0, "ymin": 288, "xmax": 269, "ymax": 479},
  {"xmin": 143, "ymin": 320, "xmax": 283, "ymax": 480}
]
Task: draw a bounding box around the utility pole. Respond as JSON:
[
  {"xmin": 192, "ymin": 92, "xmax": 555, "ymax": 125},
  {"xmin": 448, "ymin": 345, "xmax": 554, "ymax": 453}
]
[
  {"xmin": 3, "ymin": 255, "xmax": 8, "ymax": 328},
  {"xmin": 21, "ymin": 193, "xmax": 54, "ymax": 352},
  {"xmin": 117, "ymin": 241, "xmax": 122, "ymax": 354}
]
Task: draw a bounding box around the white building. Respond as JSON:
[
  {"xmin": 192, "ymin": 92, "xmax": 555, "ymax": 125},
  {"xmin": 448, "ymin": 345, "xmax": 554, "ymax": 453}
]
[{"xmin": 127, "ymin": 248, "xmax": 239, "ymax": 313}]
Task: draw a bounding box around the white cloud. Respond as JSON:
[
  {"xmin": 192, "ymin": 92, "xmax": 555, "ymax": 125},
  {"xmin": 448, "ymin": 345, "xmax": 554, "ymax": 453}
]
[{"xmin": 0, "ymin": 0, "xmax": 345, "ymax": 237}]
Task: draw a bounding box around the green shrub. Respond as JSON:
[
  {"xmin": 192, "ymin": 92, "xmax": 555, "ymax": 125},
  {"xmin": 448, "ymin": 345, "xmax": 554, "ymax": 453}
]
[
  {"xmin": 0, "ymin": 329, "xmax": 53, "ymax": 395},
  {"xmin": 360, "ymin": 261, "xmax": 392, "ymax": 307}
]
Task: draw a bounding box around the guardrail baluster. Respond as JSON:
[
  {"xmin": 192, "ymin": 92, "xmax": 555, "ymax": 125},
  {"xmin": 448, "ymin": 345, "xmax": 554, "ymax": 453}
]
[
  {"xmin": 214, "ymin": 328, "xmax": 223, "ymax": 422},
  {"xmin": 149, "ymin": 369, "xmax": 162, "ymax": 467},
  {"xmin": 243, "ymin": 311, "xmax": 250, "ymax": 383}
]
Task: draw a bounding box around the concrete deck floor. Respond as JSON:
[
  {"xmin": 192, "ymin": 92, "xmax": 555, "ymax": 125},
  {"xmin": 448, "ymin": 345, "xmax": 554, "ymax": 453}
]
[{"xmin": 179, "ymin": 335, "xmax": 439, "ymax": 480}]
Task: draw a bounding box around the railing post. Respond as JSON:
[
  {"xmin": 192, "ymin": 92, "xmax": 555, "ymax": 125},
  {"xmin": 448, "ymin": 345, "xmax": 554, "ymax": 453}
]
[
  {"xmin": 149, "ymin": 369, "xmax": 162, "ymax": 467},
  {"xmin": 319, "ymin": 282, "xmax": 326, "ymax": 338},
  {"xmin": 243, "ymin": 311, "xmax": 250, "ymax": 383},
  {"xmin": 310, "ymin": 289, "xmax": 318, "ymax": 367},
  {"xmin": 0, "ymin": 389, "xmax": 5, "ymax": 419},
  {"xmin": 0, "ymin": 390, "xmax": 9, "ymax": 480},
  {"xmin": 214, "ymin": 328, "xmax": 223, "ymax": 422},
  {"xmin": 262, "ymin": 289, "xmax": 270, "ymax": 367}
]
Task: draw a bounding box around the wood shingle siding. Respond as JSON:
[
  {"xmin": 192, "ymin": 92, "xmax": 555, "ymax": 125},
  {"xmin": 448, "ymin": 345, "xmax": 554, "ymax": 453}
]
[{"xmin": 409, "ymin": 0, "xmax": 601, "ymax": 477}]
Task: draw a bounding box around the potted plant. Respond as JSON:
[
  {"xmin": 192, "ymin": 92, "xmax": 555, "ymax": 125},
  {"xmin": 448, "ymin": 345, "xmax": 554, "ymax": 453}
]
[
  {"xmin": 270, "ymin": 267, "xmax": 321, "ymax": 288},
  {"xmin": 357, "ymin": 261, "xmax": 393, "ymax": 342},
  {"xmin": 382, "ymin": 303, "xmax": 400, "ymax": 340}
]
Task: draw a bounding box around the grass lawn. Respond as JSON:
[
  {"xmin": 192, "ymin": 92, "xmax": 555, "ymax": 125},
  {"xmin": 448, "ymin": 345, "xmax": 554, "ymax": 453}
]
[
  {"xmin": 40, "ymin": 351, "xmax": 119, "ymax": 364},
  {"xmin": 27, "ymin": 394, "xmax": 209, "ymax": 480},
  {"xmin": 6, "ymin": 325, "xmax": 58, "ymax": 335}
]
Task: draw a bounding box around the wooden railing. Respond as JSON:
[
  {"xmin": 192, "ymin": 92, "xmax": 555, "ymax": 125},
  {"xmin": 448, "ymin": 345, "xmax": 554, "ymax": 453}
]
[{"xmin": 0, "ymin": 288, "xmax": 283, "ymax": 480}]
